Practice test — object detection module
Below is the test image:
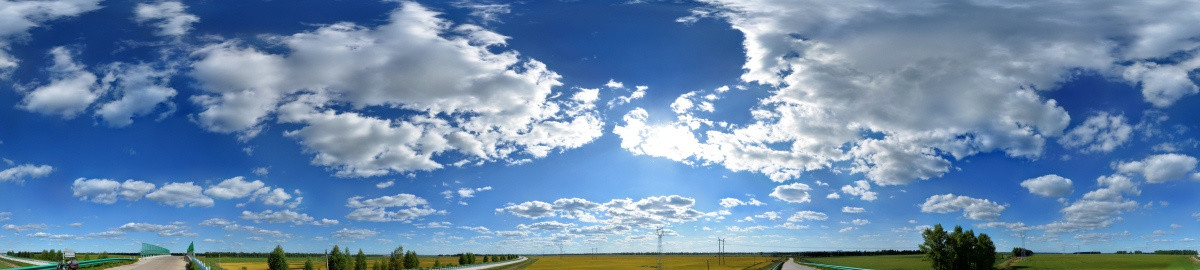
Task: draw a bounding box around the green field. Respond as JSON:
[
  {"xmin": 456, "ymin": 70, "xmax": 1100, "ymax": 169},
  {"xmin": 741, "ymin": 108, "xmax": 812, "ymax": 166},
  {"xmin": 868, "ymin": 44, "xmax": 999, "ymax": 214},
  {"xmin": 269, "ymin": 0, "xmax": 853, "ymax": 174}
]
[
  {"xmin": 803, "ymin": 255, "xmax": 933, "ymax": 270},
  {"xmin": 523, "ymin": 255, "xmax": 780, "ymax": 270},
  {"xmin": 801, "ymin": 254, "xmax": 1200, "ymax": 270},
  {"xmin": 1012, "ymin": 254, "xmax": 1198, "ymax": 270}
]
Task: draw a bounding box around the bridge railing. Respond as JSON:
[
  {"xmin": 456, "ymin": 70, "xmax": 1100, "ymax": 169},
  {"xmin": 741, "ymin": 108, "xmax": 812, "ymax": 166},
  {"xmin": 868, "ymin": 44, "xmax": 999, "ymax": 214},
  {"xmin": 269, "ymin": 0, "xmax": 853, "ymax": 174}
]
[
  {"xmin": 5, "ymin": 258, "xmax": 136, "ymax": 270},
  {"xmin": 186, "ymin": 254, "xmax": 210, "ymax": 270}
]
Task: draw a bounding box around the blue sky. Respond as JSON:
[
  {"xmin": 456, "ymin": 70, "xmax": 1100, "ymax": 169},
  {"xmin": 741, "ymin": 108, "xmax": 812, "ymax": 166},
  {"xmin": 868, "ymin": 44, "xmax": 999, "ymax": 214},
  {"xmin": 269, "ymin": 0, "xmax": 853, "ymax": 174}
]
[{"xmin": 1, "ymin": 0, "xmax": 1200, "ymax": 255}]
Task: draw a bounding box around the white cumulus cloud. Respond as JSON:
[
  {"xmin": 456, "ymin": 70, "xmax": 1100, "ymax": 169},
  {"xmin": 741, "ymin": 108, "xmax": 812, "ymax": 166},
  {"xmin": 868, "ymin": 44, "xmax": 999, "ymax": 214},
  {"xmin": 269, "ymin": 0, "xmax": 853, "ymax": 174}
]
[
  {"xmin": 0, "ymin": 0, "xmax": 102, "ymax": 72},
  {"xmin": 188, "ymin": 2, "xmax": 603, "ymax": 176},
  {"xmin": 145, "ymin": 182, "xmax": 214, "ymax": 207},
  {"xmin": 1058, "ymin": 113, "xmax": 1133, "ymax": 153},
  {"xmin": 1020, "ymin": 174, "xmax": 1073, "ymax": 197},
  {"xmin": 769, "ymin": 183, "xmax": 811, "ymax": 203},
  {"xmin": 71, "ymin": 178, "xmax": 156, "ymax": 204},
  {"xmin": 133, "ymin": 1, "xmax": 199, "ymax": 37},
  {"xmin": 920, "ymin": 194, "xmax": 1006, "ymax": 220},
  {"xmin": 839, "ymin": 180, "xmax": 877, "ymax": 201},
  {"xmin": 1115, "ymin": 153, "xmax": 1198, "ymax": 183},
  {"xmin": 0, "ymin": 164, "xmax": 53, "ymax": 183}
]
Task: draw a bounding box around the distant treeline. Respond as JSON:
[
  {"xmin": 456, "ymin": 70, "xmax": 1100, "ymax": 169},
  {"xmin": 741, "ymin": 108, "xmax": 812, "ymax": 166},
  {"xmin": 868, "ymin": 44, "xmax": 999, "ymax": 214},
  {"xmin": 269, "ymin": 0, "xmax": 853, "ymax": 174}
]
[
  {"xmin": 790, "ymin": 250, "xmax": 923, "ymax": 257},
  {"xmin": 1152, "ymin": 250, "xmax": 1198, "ymax": 255},
  {"xmin": 542, "ymin": 250, "xmax": 920, "ymax": 257},
  {"xmin": 7, "ymin": 251, "xmax": 134, "ymax": 261},
  {"xmin": 203, "ymin": 252, "xmax": 335, "ymax": 258},
  {"xmin": 201, "ymin": 251, "xmax": 517, "ymax": 258}
]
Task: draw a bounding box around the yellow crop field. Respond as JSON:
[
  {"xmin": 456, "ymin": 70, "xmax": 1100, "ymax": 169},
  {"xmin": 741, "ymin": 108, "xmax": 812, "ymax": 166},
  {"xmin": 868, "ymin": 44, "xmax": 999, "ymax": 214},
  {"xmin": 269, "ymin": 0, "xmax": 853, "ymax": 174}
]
[{"xmin": 523, "ymin": 255, "xmax": 780, "ymax": 270}]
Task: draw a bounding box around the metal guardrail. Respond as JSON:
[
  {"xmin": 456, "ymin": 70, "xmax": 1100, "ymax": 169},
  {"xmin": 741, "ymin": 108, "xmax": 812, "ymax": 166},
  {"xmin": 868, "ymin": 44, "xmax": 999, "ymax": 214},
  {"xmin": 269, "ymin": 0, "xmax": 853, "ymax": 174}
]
[
  {"xmin": 764, "ymin": 259, "xmax": 785, "ymax": 270},
  {"xmin": 432, "ymin": 257, "xmax": 526, "ymax": 270},
  {"xmin": 4, "ymin": 257, "xmax": 136, "ymax": 270},
  {"xmin": 799, "ymin": 262, "xmax": 874, "ymax": 270},
  {"xmin": 186, "ymin": 254, "xmax": 210, "ymax": 270}
]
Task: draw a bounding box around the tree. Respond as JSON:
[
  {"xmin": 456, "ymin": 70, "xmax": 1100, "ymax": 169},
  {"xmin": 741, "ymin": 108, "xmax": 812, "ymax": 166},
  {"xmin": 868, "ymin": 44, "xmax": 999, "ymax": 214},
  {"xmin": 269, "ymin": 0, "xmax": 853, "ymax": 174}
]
[
  {"xmin": 433, "ymin": 259, "xmax": 440, "ymax": 268},
  {"xmin": 975, "ymin": 233, "xmax": 996, "ymax": 270},
  {"xmin": 950, "ymin": 227, "xmax": 975, "ymax": 269},
  {"xmin": 920, "ymin": 224, "xmax": 994, "ymax": 270},
  {"xmin": 459, "ymin": 253, "xmax": 467, "ymax": 265},
  {"xmin": 330, "ymin": 246, "xmax": 345, "ymax": 270},
  {"xmin": 355, "ymin": 249, "xmax": 367, "ymax": 270},
  {"xmin": 920, "ymin": 224, "xmax": 951, "ymax": 270},
  {"xmin": 1012, "ymin": 248, "xmax": 1033, "ymax": 257},
  {"xmin": 403, "ymin": 250, "xmax": 419, "ymax": 269},
  {"xmin": 483, "ymin": 255, "xmax": 490, "ymax": 263},
  {"xmin": 268, "ymin": 245, "xmax": 288, "ymax": 270},
  {"xmin": 372, "ymin": 260, "xmax": 380, "ymax": 270},
  {"xmin": 343, "ymin": 247, "xmax": 352, "ymax": 270},
  {"xmin": 305, "ymin": 259, "xmax": 315, "ymax": 270},
  {"xmin": 388, "ymin": 246, "xmax": 403, "ymax": 270}
]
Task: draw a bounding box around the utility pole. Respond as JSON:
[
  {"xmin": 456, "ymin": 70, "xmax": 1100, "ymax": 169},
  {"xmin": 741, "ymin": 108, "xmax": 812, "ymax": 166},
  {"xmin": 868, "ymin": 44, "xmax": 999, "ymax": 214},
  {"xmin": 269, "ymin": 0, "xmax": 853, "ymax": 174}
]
[
  {"xmin": 656, "ymin": 227, "xmax": 665, "ymax": 269},
  {"xmin": 718, "ymin": 238, "xmax": 725, "ymax": 266}
]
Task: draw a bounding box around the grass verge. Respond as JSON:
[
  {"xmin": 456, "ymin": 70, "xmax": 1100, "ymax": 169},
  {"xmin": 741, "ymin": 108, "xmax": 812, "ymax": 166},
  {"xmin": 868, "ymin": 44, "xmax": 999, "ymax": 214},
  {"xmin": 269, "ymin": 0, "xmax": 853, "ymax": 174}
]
[{"xmin": 0, "ymin": 256, "xmax": 34, "ymax": 268}]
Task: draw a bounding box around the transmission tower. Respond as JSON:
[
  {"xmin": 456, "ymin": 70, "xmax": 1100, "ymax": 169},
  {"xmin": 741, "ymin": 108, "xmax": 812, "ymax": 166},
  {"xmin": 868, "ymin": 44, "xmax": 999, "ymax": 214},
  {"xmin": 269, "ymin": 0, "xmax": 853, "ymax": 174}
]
[
  {"xmin": 1017, "ymin": 231, "xmax": 1027, "ymax": 259},
  {"xmin": 656, "ymin": 227, "xmax": 665, "ymax": 269}
]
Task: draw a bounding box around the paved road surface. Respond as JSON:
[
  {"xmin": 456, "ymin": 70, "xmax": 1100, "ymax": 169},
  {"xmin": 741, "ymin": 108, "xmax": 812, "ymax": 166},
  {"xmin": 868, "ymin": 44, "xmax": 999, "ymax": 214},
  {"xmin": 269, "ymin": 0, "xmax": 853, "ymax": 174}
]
[
  {"xmin": 780, "ymin": 258, "xmax": 821, "ymax": 270},
  {"xmin": 107, "ymin": 255, "xmax": 186, "ymax": 270},
  {"xmin": 450, "ymin": 256, "xmax": 528, "ymax": 270},
  {"xmin": 0, "ymin": 254, "xmax": 52, "ymax": 265}
]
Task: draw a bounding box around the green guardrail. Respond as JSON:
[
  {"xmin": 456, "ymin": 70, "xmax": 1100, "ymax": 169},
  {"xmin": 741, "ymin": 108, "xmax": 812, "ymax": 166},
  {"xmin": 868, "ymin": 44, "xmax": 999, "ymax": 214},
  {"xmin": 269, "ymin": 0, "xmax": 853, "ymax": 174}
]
[
  {"xmin": 799, "ymin": 262, "xmax": 874, "ymax": 270},
  {"xmin": 5, "ymin": 257, "xmax": 135, "ymax": 270},
  {"xmin": 763, "ymin": 259, "xmax": 785, "ymax": 270}
]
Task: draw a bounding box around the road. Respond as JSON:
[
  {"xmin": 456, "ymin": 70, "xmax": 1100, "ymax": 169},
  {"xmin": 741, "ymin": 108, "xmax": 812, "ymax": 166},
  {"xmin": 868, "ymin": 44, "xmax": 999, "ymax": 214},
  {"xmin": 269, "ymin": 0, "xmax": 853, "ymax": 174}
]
[
  {"xmin": 0, "ymin": 254, "xmax": 52, "ymax": 265},
  {"xmin": 780, "ymin": 258, "xmax": 821, "ymax": 270},
  {"xmin": 107, "ymin": 255, "xmax": 186, "ymax": 270},
  {"xmin": 450, "ymin": 256, "xmax": 528, "ymax": 270}
]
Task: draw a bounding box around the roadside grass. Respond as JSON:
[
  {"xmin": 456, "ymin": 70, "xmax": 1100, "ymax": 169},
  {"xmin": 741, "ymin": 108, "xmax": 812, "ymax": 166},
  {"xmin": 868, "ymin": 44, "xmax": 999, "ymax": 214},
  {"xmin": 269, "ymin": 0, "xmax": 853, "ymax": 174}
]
[
  {"xmin": 522, "ymin": 255, "xmax": 780, "ymax": 270},
  {"xmin": 79, "ymin": 259, "xmax": 137, "ymax": 270},
  {"xmin": 0, "ymin": 256, "xmax": 32, "ymax": 268}
]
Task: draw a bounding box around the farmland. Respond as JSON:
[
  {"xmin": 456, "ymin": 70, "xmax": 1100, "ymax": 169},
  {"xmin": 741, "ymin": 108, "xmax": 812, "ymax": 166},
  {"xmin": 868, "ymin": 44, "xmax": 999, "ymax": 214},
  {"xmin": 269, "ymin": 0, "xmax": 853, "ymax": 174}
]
[
  {"xmin": 799, "ymin": 254, "xmax": 1200, "ymax": 270},
  {"xmin": 521, "ymin": 255, "xmax": 780, "ymax": 270},
  {"xmin": 201, "ymin": 255, "xmax": 459, "ymax": 270},
  {"xmin": 802, "ymin": 254, "xmax": 932, "ymax": 270},
  {"xmin": 1010, "ymin": 254, "xmax": 1198, "ymax": 270}
]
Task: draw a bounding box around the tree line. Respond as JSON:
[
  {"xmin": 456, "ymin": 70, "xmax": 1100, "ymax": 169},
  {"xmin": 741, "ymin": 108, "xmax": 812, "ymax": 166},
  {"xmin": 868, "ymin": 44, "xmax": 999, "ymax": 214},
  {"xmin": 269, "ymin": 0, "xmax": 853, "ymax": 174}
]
[
  {"xmin": 1011, "ymin": 247, "xmax": 1033, "ymax": 257},
  {"xmin": 7, "ymin": 250, "xmax": 67, "ymax": 261},
  {"xmin": 456, "ymin": 253, "xmax": 517, "ymax": 265},
  {"xmin": 919, "ymin": 224, "xmax": 996, "ymax": 270},
  {"xmin": 791, "ymin": 250, "xmax": 922, "ymax": 258},
  {"xmin": 1153, "ymin": 250, "xmax": 1199, "ymax": 255},
  {"xmin": 268, "ymin": 245, "xmax": 435, "ymax": 270}
]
